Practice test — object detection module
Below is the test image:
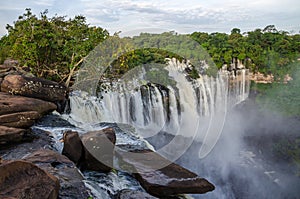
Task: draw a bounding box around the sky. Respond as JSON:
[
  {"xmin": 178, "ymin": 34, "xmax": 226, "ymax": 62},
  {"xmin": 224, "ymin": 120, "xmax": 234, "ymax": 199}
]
[{"xmin": 0, "ymin": 0, "xmax": 299, "ymax": 37}]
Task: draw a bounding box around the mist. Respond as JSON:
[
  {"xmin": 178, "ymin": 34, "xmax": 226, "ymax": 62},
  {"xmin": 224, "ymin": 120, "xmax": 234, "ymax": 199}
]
[
  {"xmin": 146, "ymin": 95, "xmax": 300, "ymax": 199},
  {"xmin": 191, "ymin": 100, "xmax": 299, "ymax": 199}
]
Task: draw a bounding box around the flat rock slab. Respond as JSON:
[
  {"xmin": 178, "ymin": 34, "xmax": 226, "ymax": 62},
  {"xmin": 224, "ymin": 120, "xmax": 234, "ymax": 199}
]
[
  {"xmin": 0, "ymin": 111, "xmax": 40, "ymax": 128},
  {"xmin": 116, "ymin": 148, "xmax": 215, "ymax": 197},
  {"xmin": 1, "ymin": 75, "xmax": 67, "ymax": 103},
  {"xmin": 0, "ymin": 126, "xmax": 27, "ymax": 145},
  {"xmin": 0, "ymin": 160, "xmax": 59, "ymax": 199},
  {"xmin": 0, "ymin": 92, "xmax": 57, "ymax": 116}
]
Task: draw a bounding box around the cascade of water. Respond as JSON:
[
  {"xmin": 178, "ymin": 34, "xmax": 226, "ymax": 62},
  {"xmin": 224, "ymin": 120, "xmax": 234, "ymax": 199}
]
[{"xmin": 67, "ymin": 59, "xmax": 250, "ymax": 142}]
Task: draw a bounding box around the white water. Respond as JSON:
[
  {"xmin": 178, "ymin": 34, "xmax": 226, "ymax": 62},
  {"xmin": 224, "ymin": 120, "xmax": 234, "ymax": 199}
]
[{"xmin": 66, "ymin": 59, "xmax": 250, "ymax": 153}]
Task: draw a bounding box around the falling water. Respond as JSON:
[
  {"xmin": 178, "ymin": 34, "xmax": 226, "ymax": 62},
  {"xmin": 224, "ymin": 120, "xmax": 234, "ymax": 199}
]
[
  {"xmin": 67, "ymin": 58, "xmax": 250, "ymax": 142},
  {"xmin": 62, "ymin": 58, "xmax": 251, "ymax": 198}
]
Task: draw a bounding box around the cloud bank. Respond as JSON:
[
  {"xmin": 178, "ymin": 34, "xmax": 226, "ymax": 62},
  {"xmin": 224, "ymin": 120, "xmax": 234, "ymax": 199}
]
[{"xmin": 0, "ymin": 0, "xmax": 299, "ymax": 36}]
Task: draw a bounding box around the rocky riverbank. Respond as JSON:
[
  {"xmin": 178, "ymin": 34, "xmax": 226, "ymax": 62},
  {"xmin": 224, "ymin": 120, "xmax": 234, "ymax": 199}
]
[{"xmin": 0, "ymin": 61, "xmax": 215, "ymax": 199}]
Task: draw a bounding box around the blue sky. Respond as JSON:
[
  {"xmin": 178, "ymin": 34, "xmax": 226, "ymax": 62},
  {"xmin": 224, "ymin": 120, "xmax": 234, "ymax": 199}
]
[{"xmin": 0, "ymin": 0, "xmax": 299, "ymax": 37}]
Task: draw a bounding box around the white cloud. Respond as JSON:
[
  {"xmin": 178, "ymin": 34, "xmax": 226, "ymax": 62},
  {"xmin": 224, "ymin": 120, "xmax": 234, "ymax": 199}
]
[{"xmin": 0, "ymin": 0, "xmax": 300, "ymax": 36}]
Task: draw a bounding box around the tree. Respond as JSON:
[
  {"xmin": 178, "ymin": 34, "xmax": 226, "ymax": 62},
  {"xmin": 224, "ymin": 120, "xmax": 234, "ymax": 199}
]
[{"xmin": 0, "ymin": 8, "xmax": 109, "ymax": 85}]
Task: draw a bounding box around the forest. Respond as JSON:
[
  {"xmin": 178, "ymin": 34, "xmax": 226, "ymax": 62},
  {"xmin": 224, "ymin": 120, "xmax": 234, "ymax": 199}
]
[{"xmin": 1, "ymin": 9, "xmax": 300, "ymax": 84}]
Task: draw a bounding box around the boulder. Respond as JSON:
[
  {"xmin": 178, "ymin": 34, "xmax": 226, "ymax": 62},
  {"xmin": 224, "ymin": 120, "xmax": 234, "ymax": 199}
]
[
  {"xmin": 0, "ymin": 64, "xmax": 21, "ymax": 79},
  {"xmin": 81, "ymin": 128, "xmax": 116, "ymax": 172},
  {"xmin": 0, "ymin": 160, "xmax": 59, "ymax": 199},
  {"xmin": 0, "ymin": 126, "xmax": 27, "ymax": 145},
  {"xmin": 24, "ymin": 149, "xmax": 91, "ymax": 199},
  {"xmin": 3, "ymin": 59, "xmax": 19, "ymax": 67},
  {"xmin": 116, "ymin": 148, "xmax": 215, "ymax": 197},
  {"xmin": 62, "ymin": 131, "xmax": 83, "ymax": 165},
  {"xmin": 0, "ymin": 92, "xmax": 57, "ymax": 116},
  {"xmin": 1, "ymin": 75, "xmax": 67, "ymax": 112},
  {"xmin": 0, "ymin": 111, "xmax": 40, "ymax": 128}
]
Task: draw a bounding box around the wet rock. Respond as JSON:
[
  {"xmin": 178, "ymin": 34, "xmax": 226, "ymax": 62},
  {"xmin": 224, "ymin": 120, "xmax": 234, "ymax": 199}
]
[
  {"xmin": 0, "ymin": 128, "xmax": 53, "ymax": 159},
  {"xmin": 0, "ymin": 111, "xmax": 40, "ymax": 128},
  {"xmin": 0, "ymin": 160, "xmax": 60, "ymax": 199},
  {"xmin": 1, "ymin": 75, "xmax": 67, "ymax": 112},
  {"xmin": 115, "ymin": 189, "xmax": 158, "ymax": 199},
  {"xmin": 24, "ymin": 149, "xmax": 91, "ymax": 199},
  {"xmin": 0, "ymin": 126, "xmax": 27, "ymax": 145},
  {"xmin": 0, "ymin": 92, "xmax": 57, "ymax": 116},
  {"xmin": 62, "ymin": 131, "xmax": 83, "ymax": 165},
  {"xmin": 81, "ymin": 128, "xmax": 116, "ymax": 172},
  {"xmin": 116, "ymin": 148, "xmax": 215, "ymax": 197}
]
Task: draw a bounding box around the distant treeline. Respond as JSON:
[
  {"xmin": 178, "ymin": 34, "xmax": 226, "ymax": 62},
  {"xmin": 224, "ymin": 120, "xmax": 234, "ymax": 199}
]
[
  {"xmin": 191, "ymin": 27, "xmax": 300, "ymax": 77},
  {"xmin": 0, "ymin": 8, "xmax": 299, "ymax": 84}
]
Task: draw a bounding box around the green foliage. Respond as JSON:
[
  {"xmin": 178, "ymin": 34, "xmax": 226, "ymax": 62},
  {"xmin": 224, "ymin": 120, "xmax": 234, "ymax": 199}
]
[
  {"xmin": 145, "ymin": 66, "xmax": 177, "ymax": 87},
  {"xmin": 190, "ymin": 25, "xmax": 300, "ymax": 78},
  {"xmin": 0, "ymin": 8, "xmax": 108, "ymax": 83},
  {"xmin": 106, "ymin": 48, "xmax": 180, "ymax": 78},
  {"xmin": 254, "ymin": 62, "xmax": 300, "ymax": 117},
  {"xmin": 104, "ymin": 32, "xmax": 217, "ymax": 80}
]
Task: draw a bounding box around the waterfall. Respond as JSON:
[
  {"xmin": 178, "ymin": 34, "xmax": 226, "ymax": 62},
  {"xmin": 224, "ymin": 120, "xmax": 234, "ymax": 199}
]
[{"xmin": 66, "ymin": 59, "xmax": 250, "ymax": 146}]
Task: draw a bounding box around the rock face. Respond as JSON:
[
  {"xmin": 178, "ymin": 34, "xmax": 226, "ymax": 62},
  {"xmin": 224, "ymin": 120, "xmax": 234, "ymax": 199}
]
[
  {"xmin": 1, "ymin": 74, "xmax": 67, "ymax": 103},
  {"xmin": 24, "ymin": 149, "xmax": 91, "ymax": 199},
  {"xmin": 0, "ymin": 126, "xmax": 27, "ymax": 145},
  {"xmin": 0, "ymin": 160, "xmax": 60, "ymax": 199},
  {"xmin": 117, "ymin": 148, "xmax": 215, "ymax": 197}
]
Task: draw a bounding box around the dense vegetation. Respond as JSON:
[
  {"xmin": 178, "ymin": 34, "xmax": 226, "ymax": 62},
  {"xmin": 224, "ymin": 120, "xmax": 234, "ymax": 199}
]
[
  {"xmin": 251, "ymin": 61, "xmax": 300, "ymax": 116},
  {"xmin": 191, "ymin": 26, "xmax": 300, "ymax": 78},
  {"xmin": 0, "ymin": 8, "xmax": 108, "ymax": 85}
]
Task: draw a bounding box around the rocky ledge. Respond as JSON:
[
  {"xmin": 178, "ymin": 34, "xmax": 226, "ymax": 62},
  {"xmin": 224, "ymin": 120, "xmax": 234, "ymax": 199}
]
[
  {"xmin": 0, "ymin": 62, "xmax": 67, "ymax": 145},
  {"xmin": 62, "ymin": 128, "xmax": 215, "ymax": 198}
]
